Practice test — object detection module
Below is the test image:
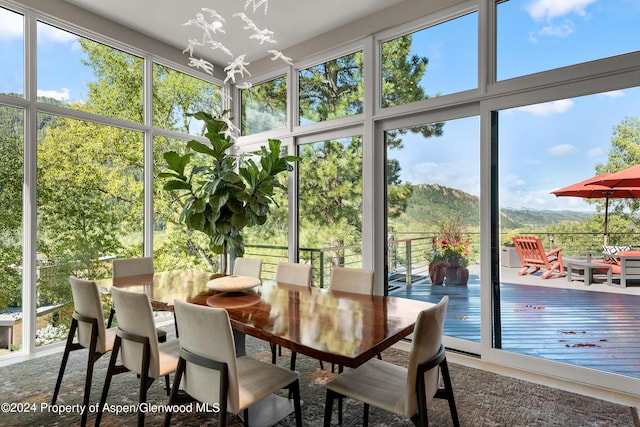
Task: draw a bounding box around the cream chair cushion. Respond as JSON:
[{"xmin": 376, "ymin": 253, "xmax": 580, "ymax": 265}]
[
  {"xmin": 110, "ymin": 287, "xmax": 178, "ymax": 379},
  {"xmin": 112, "ymin": 256, "xmax": 154, "ymax": 277},
  {"xmin": 330, "ymin": 266, "xmax": 374, "ymax": 295},
  {"xmin": 326, "ymin": 296, "xmax": 449, "ymax": 418},
  {"xmin": 275, "ymin": 262, "xmax": 312, "ymax": 287},
  {"xmin": 69, "ymin": 276, "xmax": 114, "ymax": 354},
  {"xmin": 173, "ymin": 300, "xmax": 298, "ymax": 414},
  {"xmin": 233, "ymin": 257, "xmax": 262, "ymax": 280}
]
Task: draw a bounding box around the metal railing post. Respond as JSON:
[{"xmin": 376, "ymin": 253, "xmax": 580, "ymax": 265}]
[{"xmin": 405, "ymin": 240, "xmax": 412, "ymax": 288}]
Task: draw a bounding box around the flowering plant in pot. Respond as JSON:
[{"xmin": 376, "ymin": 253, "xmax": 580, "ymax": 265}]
[{"xmin": 428, "ymin": 215, "xmax": 470, "ymax": 285}]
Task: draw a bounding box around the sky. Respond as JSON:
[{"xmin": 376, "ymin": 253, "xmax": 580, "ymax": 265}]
[{"xmin": 1, "ymin": 0, "xmax": 639, "ymax": 213}]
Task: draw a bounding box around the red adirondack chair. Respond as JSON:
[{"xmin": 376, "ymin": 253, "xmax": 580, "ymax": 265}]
[{"xmin": 511, "ymin": 235, "xmax": 564, "ymax": 279}]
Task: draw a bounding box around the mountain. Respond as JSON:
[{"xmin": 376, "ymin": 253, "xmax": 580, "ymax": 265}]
[{"xmin": 393, "ymin": 183, "xmax": 591, "ymax": 231}]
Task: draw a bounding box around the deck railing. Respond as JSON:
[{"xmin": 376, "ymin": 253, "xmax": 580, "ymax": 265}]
[{"xmin": 245, "ymin": 231, "xmax": 640, "ymax": 288}]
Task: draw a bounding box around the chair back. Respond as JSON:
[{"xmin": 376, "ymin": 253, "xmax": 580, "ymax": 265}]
[
  {"xmin": 112, "ymin": 257, "xmax": 154, "ymax": 278},
  {"xmin": 330, "ymin": 266, "xmax": 374, "ymax": 295},
  {"xmin": 405, "ymin": 295, "xmax": 449, "ymax": 416},
  {"xmin": 276, "ymin": 262, "xmax": 312, "ymax": 287},
  {"xmin": 173, "ymin": 300, "xmax": 240, "ymax": 412},
  {"xmin": 233, "ymin": 257, "xmax": 262, "ymax": 280},
  {"xmin": 110, "ymin": 287, "xmax": 162, "ymax": 378},
  {"xmin": 69, "ymin": 276, "xmax": 108, "ymax": 353}
]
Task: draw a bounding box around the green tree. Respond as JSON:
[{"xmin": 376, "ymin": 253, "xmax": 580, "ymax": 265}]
[
  {"xmin": 291, "ymin": 36, "xmax": 437, "ymax": 266},
  {"xmin": 596, "ymin": 116, "xmax": 640, "ymax": 217},
  {"xmin": 0, "ymin": 104, "xmax": 23, "ymax": 309}
]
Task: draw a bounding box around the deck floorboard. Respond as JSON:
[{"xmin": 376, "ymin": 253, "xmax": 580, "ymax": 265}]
[{"xmin": 388, "ymin": 266, "xmax": 640, "ymax": 379}]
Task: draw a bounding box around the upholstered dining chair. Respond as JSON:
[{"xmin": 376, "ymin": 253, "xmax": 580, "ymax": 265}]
[
  {"xmin": 323, "ymin": 296, "xmax": 459, "ymax": 427},
  {"xmin": 233, "ymin": 257, "xmax": 263, "ymax": 280},
  {"xmin": 165, "ymin": 300, "xmax": 303, "ymax": 427},
  {"xmin": 273, "ymin": 262, "xmax": 314, "ymax": 369},
  {"xmin": 96, "ymin": 287, "xmax": 180, "ymax": 427},
  {"xmin": 329, "ymin": 266, "xmax": 374, "ymax": 295},
  {"xmin": 52, "ymin": 276, "xmax": 115, "ymax": 426},
  {"xmin": 109, "ymin": 257, "xmax": 168, "ymax": 342},
  {"xmin": 329, "ymin": 266, "xmax": 378, "ymax": 372}
]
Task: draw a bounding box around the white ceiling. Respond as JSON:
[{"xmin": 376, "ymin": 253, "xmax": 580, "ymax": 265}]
[{"xmin": 64, "ymin": 0, "xmax": 406, "ymax": 67}]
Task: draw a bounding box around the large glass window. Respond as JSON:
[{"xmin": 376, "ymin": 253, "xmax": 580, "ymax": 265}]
[
  {"xmin": 37, "ymin": 22, "xmax": 143, "ymax": 122},
  {"xmin": 381, "ymin": 12, "xmax": 477, "ymax": 108},
  {"xmin": 153, "ymin": 135, "xmax": 218, "ymax": 273},
  {"xmin": 298, "ymin": 52, "xmax": 363, "ymax": 125},
  {"xmin": 498, "ymin": 87, "xmax": 640, "ymax": 378},
  {"xmin": 0, "ymin": 104, "xmax": 23, "ymax": 353},
  {"xmin": 298, "ymin": 136, "xmax": 363, "ymax": 287},
  {"xmin": 36, "ymin": 114, "xmax": 143, "ymax": 347},
  {"xmin": 497, "ymin": 0, "xmax": 640, "ymax": 81},
  {"xmin": 241, "ymin": 75, "xmax": 287, "ymax": 135},
  {"xmin": 152, "ymin": 63, "xmax": 220, "ymax": 135},
  {"xmin": 0, "ymin": 7, "xmax": 23, "ymax": 98},
  {"xmin": 386, "ymin": 116, "xmax": 480, "ymax": 342}
]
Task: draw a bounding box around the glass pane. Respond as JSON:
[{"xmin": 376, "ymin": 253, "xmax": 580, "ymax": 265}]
[
  {"xmin": 0, "ymin": 104, "xmax": 23, "ymax": 354},
  {"xmin": 239, "ymin": 149, "xmax": 289, "ymax": 281},
  {"xmin": 152, "ymin": 63, "xmax": 221, "ymax": 136},
  {"xmin": 386, "ymin": 116, "xmax": 480, "ymax": 342},
  {"xmin": 298, "ymin": 136, "xmax": 363, "ymax": 287},
  {"xmin": 241, "ymin": 75, "xmax": 287, "ymax": 135},
  {"xmin": 37, "ymin": 22, "xmax": 143, "ymax": 122},
  {"xmin": 298, "ymin": 52, "xmax": 363, "ymax": 125},
  {"xmin": 0, "ymin": 7, "xmax": 23, "ymax": 98},
  {"xmin": 153, "ymin": 135, "xmax": 217, "ymax": 272},
  {"xmin": 36, "ymin": 113, "xmax": 143, "ymax": 347},
  {"xmin": 497, "ymin": 0, "xmax": 640, "ymax": 81},
  {"xmin": 498, "ymin": 87, "xmax": 640, "ymax": 378},
  {"xmin": 381, "ymin": 12, "xmax": 477, "ymax": 108}
]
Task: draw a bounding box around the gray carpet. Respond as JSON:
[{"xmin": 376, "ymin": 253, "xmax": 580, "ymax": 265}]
[{"xmin": 0, "ymin": 331, "xmax": 637, "ymax": 427}]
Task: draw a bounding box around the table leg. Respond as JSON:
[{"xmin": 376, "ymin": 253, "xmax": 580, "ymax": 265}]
[{"xmin": 234, "ymin": 330, "xmax": 246, "ymax": 356}]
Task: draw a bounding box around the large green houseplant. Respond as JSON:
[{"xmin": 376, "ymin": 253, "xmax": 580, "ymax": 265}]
[{"xmin": 159, "ymin": 111, "xmax": 298, "ymax": 274}]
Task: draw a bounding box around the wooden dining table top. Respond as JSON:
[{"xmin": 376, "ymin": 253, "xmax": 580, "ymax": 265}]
[{"xmin": 98, "ymin": 269, "xmax": 434, "ymax": 368}]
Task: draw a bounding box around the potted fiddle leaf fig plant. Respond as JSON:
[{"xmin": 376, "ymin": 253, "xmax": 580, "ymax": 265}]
[{"xmin": 159, "ymin": 111, "xmax": 298, "ymax": 274}]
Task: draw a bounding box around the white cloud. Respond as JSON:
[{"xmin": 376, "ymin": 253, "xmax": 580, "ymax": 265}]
[
  {"xmin": 538, "ymin": 22, "xmax": 574, "ymax": 38},
  {"xmin": 526, "ymin": 0, "xmax": 597, "ymax": 21},
  {"xmin": 599, "ymin": 90, "xmax": 625, "ymax": 99},
  {"xmin": 587, "ymin": 147, "xmax": 603, "ymax": 157},
  {"xmin": 515, "ymin": 99, "xmax": 574, "ymax": 116},
  {"xmin": 547, "ymin": 144, "xmax": 578, "ymax": 156},
  {"xmin": 0, "ymin": 10, "xmax": 24, "ymax": 39},
  {"xmin": 404, "ymin": 159, "xmax": 480, "ymax": 196},
  {"xmin": 37, "ymin": 88, "xmax": 70, "ymax": 101},
  {"xmin": 37, "ymin": 23, "xmax": 79, "ymax": 45}
]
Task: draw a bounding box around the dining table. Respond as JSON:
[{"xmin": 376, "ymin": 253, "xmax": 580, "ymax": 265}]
[
  {"xmin": 97, "ymin": 269, "xmax": 434, "ymax": 426},
  {"xmin": 97, "ymin": 269, "xmax": 435, "ymax": 368}
]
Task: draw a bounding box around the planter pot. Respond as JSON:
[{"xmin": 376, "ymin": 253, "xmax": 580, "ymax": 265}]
[
  {"xmin": 428, "ymin": 262, "xmax": 447, "ymax": 285},
  {"xmin": 444, "ymin": 266, "xmax": 469, "ymax": 285}
]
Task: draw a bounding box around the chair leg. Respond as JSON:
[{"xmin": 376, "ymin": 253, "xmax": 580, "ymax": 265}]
[
  {"xmin": 440, "ymin": 359, "xmax": 460, "ymax": 427},
  {"xmin": 51, "ymin": 319, "xmax": 77, "ymax": 405},
  {"xmin": 107, "ymin": 307, "xmax": 115, "ymax": 328},
  {"xmin": 290, "ymin": 351, "xmax": 297, "ymax": 371},
  {"xmin": 363, "ymin": 402, "xmax": 369, "ymax": 427},
  {"xmin": 290, "ymin": 379, "xmax": 303, "ymax": 427},
  {"xmin": 96, "ymin": 338, "xmax": 121, "ymax": 426},
  {"xmin": 243, "ymin": 408, "xmax": 249, "ymax": 427},
  {"xmin": 271, "ymin": 343, "xmax": 277, "ymax": 364},
  {"xmin": 323, "ymin": 389, "xmax": 335, "ymax": 427},
  {"xmin": 164, "ymin": 357, "xmax": 185, "ymax": 427}
]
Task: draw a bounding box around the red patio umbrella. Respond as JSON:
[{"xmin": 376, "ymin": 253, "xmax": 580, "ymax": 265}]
[
  {"xmin": 586, "ymin": 164, "xmax": 640, "ymax": 188},
  {"xmin": 551, "ymin": 172, "xmax": 640, "ymax": 244}
]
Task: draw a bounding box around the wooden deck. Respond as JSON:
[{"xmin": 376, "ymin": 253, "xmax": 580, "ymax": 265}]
[{"xmin": 388, "ymin": 265, "xmax": 640, "ymax": 379}]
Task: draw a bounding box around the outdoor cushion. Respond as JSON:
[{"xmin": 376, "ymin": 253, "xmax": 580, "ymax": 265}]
[
  {"xmin": 602, "ymin": 245, "xmax": 631, "ymax": 264},
  {"xmin": 591, "ymin": 261, "xmax": 621, "ymax": 275}
]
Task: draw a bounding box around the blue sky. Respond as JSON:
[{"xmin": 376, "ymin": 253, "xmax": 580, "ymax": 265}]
[{"xmin": 1, "ymin": 0, "xmax": 639, "ymax": 213}]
